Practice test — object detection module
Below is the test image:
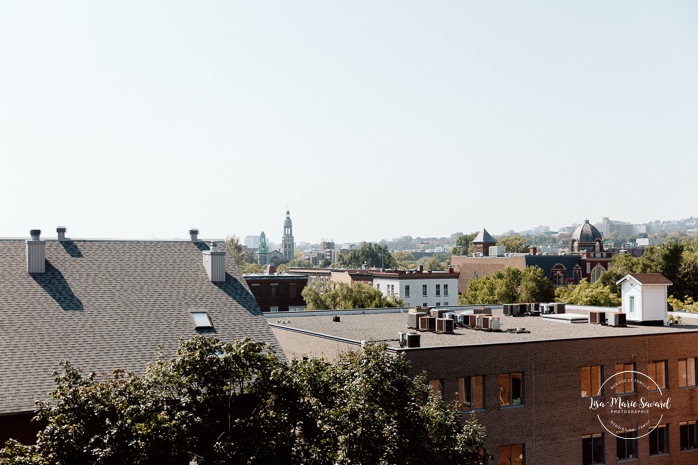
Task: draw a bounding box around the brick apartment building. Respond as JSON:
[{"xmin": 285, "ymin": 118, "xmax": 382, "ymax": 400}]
[{"xmin": 269, "ymin": 308, "xmax": 698, "ymax": 464}]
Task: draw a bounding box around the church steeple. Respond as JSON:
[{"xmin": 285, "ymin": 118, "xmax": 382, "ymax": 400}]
[{"xmin": 282, "ymin": 210, "xmax": 295, "ymax": 261}]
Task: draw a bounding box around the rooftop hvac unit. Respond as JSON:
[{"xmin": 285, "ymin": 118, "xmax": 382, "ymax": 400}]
[
  {"xmin": 407, "ymin": 312, "xmax": 428, "ymax": 329},
  {"xmin": 481, "ymin": 315, "xmax": 492, "ymax": 330},
  {"xmin": 431, "ymin": 308, "xmax": 448, "ymax": 318},
  {"xmin": 436, "ymin": 318, "xmax": 454, "ymax": 334},
  {"xmin": 468, "ymin": 314, "xmax": 479, "ymax": 328},
  {"xmin": 419, "ymin": 316, "xmax": 436, "ymax": 332},
  {"xmin": 554, "ymin": 303, "xmax": 566, "ymax": 314},
  {"xmin": 541, "ymin": 303, "xmax": 554, "ymax": 314},
  {"xmin": 530, "ymin": 303, "xmax": 541, "ymax": 315},
  {"xmin": 589, "ymin": 311, "xmax": 606, "ymax": 325},
  {"xmin": 607, "ymin": 312, "xmax": 627, "ymax": 327},
  {"xmin": 455, "ymin": 314, "xmax": 468, "ymax": 326},
  {"xmin": 503, "ymin": 304, "xmax": 512, "ymax": 316},
  {"xmin": 474, "ymin": 307, "xmax": 492, "ymax": 315},
  {"xmin": 475, "ymin": 315, "xmax": 484, "ymax": 329},
  {"xmin": 509, "ymin": 304, "xmax": 522, "ymax": 317},
  {"xmin": 488, "ymin": 316, "xmax": 501, "ymax": 331},
  {"xmin": 406, "ymin": 332, "xmax": 420, "ymax": 348}
]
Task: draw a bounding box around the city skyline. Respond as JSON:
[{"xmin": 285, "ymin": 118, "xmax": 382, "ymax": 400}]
[{"xmin": 1, "ymin": 2, "xmax": 697, "ymax": 243}]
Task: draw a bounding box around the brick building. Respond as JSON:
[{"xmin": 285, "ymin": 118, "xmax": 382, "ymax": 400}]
[
  {"xmin": 244, "ymin": 268, "xmax": 308, "ymax": 312},
  {"xmin": 269, "ymin": 307, "xmax": 698, "ymax": 465}
]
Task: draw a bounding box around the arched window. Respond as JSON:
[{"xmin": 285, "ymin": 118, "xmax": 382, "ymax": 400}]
[
  {"xmin": 552, "ymin": 264, "xmax": 566, "ymax": 286},
  {"xmin": 590, "ymin": 264, "xmax": 605, "ymax": 283},
  {"xmin": 573, "ymin": 265, "xmax": 582, "ymax": 283}
]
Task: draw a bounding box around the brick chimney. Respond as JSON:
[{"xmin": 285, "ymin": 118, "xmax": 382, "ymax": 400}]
[
  {"xmin": 26, "ymin": 229, "xmax": 46, "ymax": 274},
  {"xmin": 57, "ymin": 226, "xmax": 67, "ymax": 241},
  {"xmin": 529, "ymin": 246, "xmax": 537, "ymax": 256},
  {"xmin": 202, "ymin": 241, "xmax": 226, "ymax": 282}
]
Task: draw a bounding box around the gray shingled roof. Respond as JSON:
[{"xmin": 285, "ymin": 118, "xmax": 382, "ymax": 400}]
[
  {"xmin": 0, "ymin": 238, "xmax": 280, "ymax": 415},
  {"xmin": 473, "ymin": 228, "xmax": 495, "ymax": 244}
]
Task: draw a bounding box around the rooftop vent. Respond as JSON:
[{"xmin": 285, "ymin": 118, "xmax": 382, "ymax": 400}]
[
  {"xmin": 202, "ymin": 242, "xmax": 226, "ymax": 282},
  {"xmin": 26, "ymin": 229, "xmax": 46, "ymax": 274},
  {"xmin": 189, "ymin": 228, "xmax": 199, "ymax": 241},
  {"xmin": 57, "ymin": 227, "xmax": 67, "ymax": 241}
]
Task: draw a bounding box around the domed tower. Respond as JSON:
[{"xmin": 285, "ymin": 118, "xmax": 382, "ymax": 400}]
[
  {"xmin": 570, "ymin": 219, "xmax": 611, "ymax": 283},
  {"xmin": 570, "ymin": 220, "xmax": 603, "ymax": 254},
  {"xmin": 282, "ymin": 210, "xmax": 295, "ymax": 261}
]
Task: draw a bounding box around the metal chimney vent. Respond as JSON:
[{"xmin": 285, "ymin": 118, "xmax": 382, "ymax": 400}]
[
  {"xmin": 26, "ymin": 229, "xmax": 46, "ymax": 274},
  {"xmin": 57, "ymin": 227, "xmax": 67, "ymax": 241},
  {"xmin": 189, "ymin": 229, "xmax": 199, "ymax": 241}
]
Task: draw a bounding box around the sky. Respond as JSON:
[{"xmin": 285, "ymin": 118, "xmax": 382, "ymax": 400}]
[{"xmin": 1, "ymin": 2, "xmax": 697, "ymax": 244}]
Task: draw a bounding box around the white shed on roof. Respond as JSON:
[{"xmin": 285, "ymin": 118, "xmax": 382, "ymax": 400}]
[{"xmin": 616, "ymin": 273, "xmax": 672, "ymax": 326}]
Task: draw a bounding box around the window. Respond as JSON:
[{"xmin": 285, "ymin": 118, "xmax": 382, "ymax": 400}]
[
  {"xmin": 649, "ymin": 425, "xmax": 669, "ymax": 455},
  {"xmin": 681, "ymin": 421, "xmax": 698, "ymax": 450},
  {"xmin": 405, "ymin": 285, "xmax": 410, "ymax": 298},
  {"xmin": 436, "ymin": 302, "xmax": 440, "ymax": 307},
  {"xmin": 429, "ymin": 379, "xmax": 444, "ymax": 400},
  {"xmin": 616, "ymin": 432, "xmax": 638, "ymax": 460},
  {"xmin": 499, "ymin": 372, "xmax": 524, "ymax": 407},
  {"xmin": 270, "ymin": 283, "xmax": 278, "ymax": 297},
  {"xmin": 647, "ymin": 360, "xmax": 667, "ymax": 390},
  {"xmin": 581, "ymin": 365, "xmax": 603, "ymax": 397},
  {"xmin": 614, "ymin": 363, "xmax": 636, "ymax": 394},
  {"xmin": 251, "ymin": 284, "xmax": 260, "ymax": 297},
  {"xmin": 444, "ymin": 284, "xmax": 449, "ymax": 296},
  {"xmin": 499, "ymin": 444, "xmax": 524, "ymax": 465},
  {"xmin": 457, "ymin": 376, "xmax": 484, "ymax": 410},
  {"xmin": 422, "ymin": 285, "xmax": 428, "ymax": 297},
  {"xmin": 376, "ymin": 283, "xmax": 380, "ymax": 290},
  {"xmin": 582, "ymin": 433, "xmax": 605, "ymax": 465},
  {"xmin": 190, "ymin": 311, "xmax": 213, "ymax": 329},
  {"xmin": 629, "ymin": 295, "xmax": 635, "ymax": 314},
  {"xmin": 679, "ymin": 358, "xmax": 697, "ymax": 387},
  {"xmin": 436, "ymin": 284, "xmax": 441, "ymax": 296}
]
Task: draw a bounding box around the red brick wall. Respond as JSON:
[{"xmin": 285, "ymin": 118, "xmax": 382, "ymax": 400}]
[
  {"xmin": 400, "ymin": 332, "xmax": 698, "ymax": 464},
  {"xmin": 0, "ymin": 413, "xmax": 43, "ymax": 445}
]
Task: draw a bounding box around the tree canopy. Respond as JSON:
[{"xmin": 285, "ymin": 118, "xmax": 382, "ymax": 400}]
[
  {"xmin": 451, "ymin": 233, "xmax": 477, "ymax": 256},
  {"xmin": 301, "ymin": 282, "xmax": 403, "ymax": 310},
  {"xmin": 336, "ymin": 242, "xmax": 395, "ymax": 269},
  {"xmin": 459, "ymin": 266, "xmax": 554, "ymax": 305},
  {"xmin": 1, "ymin": 337, "xmax": 488, "ymax": 465},
  {"xmin": 494, "ymin": 235, "xmax": 529, "ymax": 254}
]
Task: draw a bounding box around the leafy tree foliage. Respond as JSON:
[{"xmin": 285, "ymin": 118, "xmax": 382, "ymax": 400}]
[
  {"xmin": 224, "ymin": 235, "xmax": 257, "ymax": 269},
  {"xmin": 518, "ymin": 266, "xmax": 555, "ymax": 303},
  {"xmin": 459, "ymin": 266, "xmax": 554, "ymax": 304},
  {"xmin": 1, "ymin": 338, "xmax": 488, "ymax": 465},
  {"xmin": 391, "ymin": 250, "xmax": 416, "ymax": 269},
  {"xmin": 494, "ymin": 235, "xmax": 529, "ymax": 254},
  {"xmin": 425, "ymin": 257, "xmax": 446, "ymax": 271},
  {"xmin": 337, "ymin": 242, "xmax": 396, "ymax": 269},
  {"xmin": 301, "ymin": 282, "xmax": 403, "ymax": 310},
  {"xmin": 555, "ymin": 279, "xmax": 621, "ymax": 307},
  {"xmin": 451, "ymin": 233, "xmax": 477, "ymax": 256}
]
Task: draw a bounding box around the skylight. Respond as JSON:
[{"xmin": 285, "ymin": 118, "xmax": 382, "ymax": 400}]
[{"xmin": 191, "ymin": 311, "xmax": 213, "ymax": 329}]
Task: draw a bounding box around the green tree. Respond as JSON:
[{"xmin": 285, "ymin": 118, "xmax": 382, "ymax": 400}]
[
  {"xmin": 2, "ymin": 338, "xmax": 489, "ymax": 465},
  {"xmin": 495, "ymin": 235, "xmax": 529, "ymax": 254},
  {"xmin": 224, "ymin": 235, "xmax": 257, "ymax": 267},
  {"xmin": 392, "ymin": 250, "xmax": 416, "ymax": 269},
  {"xmin": 555, "ymin": 279, "xmax": 621, "ymax": 307},
  {"xmin": 459, "ymin": 268, "xmax": 521, "ymax": 304},
  {"xmin": 301, "ymin": 282, "xmax": 403, "ymax": 310},
  {"xmin": 337, "ymin": 243, "xmax": 396, "ymax": 269},
  {"xmin": 519, "ymin": 266, "xmax": 555, "ymax": 303},
  {"xmin": 425, "ymin": 256, "xmax": 445, "ymax": 271},
  {"xmin": 451, "ymin": 233, "xmax": 477, "ymax": 256}
]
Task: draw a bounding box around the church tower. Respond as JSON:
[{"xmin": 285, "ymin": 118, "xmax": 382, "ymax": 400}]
[
  {"xmin": 282, "ymin": 210, "xmax": 295, "ymax": 261},
  {"xmin": 257, "ymin": 231, "xmax": 269, "ymax": 265}
]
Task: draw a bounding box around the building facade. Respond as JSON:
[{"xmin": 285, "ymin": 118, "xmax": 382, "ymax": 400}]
[
  {"xmin": 282, "ymin": 210, "xmax": 295, "ymax": 261},
  {"xmin": 371, "ymin": 269, "xmax": 460, "ymax": 308}
]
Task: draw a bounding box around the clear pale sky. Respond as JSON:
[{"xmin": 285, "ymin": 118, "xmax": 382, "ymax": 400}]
[{"xmin": 1, "ymin": 2, "xmax": 696, "ymax": 244}]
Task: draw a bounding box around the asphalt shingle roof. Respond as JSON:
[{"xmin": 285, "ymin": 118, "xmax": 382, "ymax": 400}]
[{"xmin": 0, "ymin": 238, "xmax": 280, "ymax": 415}]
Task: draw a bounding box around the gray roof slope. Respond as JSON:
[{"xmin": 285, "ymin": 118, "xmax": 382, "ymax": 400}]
[
  {"xmin": 0, "ymin": 239, "xmax": 280, "ymax": 415},
  {"xmin": 473, "ymin": 228, "xmax": 496, "ymax": 244}
]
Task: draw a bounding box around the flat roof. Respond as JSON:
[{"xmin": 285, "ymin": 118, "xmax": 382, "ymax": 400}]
[{"xmin": 269, "ymin": 308, "xmax": 698, "ymax": 349}]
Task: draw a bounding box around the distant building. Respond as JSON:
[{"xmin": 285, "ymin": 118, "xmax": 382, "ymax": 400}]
[
  {"xmin": 371, "ymin": 268, "xmax": 460, "ymax": 308},
  {"xmin": 452, "ymin": 220, "xmax": 612, "ymax": 293},
  {"xmin": 472, "ymin": 228, "xmax": 497, "ymax": 256},
  {"xmin": 244, "ymin": 235, "xmax": 260, "ymax": 249},
  {"xmin": 244, "ymin": 266, "xmax": 308, "ymax": 312}
]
